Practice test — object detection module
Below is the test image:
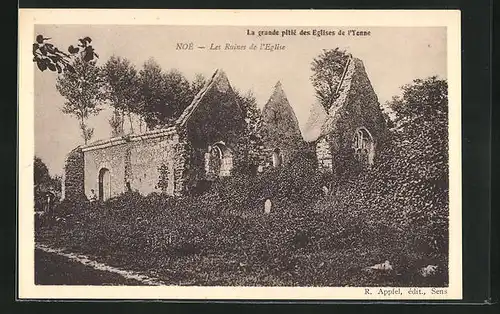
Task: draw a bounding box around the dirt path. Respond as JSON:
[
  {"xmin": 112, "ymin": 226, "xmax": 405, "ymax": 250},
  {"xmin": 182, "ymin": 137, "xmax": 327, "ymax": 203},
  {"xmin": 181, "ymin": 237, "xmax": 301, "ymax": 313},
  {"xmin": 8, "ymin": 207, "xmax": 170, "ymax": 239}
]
[{"xmin": 35, "ymin": 244, "xmax": 165, "ymax": 286}]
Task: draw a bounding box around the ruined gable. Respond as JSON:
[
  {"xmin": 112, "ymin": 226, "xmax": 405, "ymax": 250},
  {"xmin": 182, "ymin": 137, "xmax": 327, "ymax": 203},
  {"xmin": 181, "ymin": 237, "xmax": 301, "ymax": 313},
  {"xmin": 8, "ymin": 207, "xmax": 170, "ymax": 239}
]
[
  {"xmin": 324, "ymin": 57, "xmax": 387, "ymax": 147},
  {"xmin": 180, "ymin": 69, "xmax": 245, "ymax": 149},
  {"xmin": 176, "ymin": 69, "xmax": 247, "ymax": 186},
  {"xmin": 260, "ymin": 82, "xmax": 303, "ymax": 155},
  {"xmin": 306, "ymin": 55, "xmax": 388, "ymax": 171}
]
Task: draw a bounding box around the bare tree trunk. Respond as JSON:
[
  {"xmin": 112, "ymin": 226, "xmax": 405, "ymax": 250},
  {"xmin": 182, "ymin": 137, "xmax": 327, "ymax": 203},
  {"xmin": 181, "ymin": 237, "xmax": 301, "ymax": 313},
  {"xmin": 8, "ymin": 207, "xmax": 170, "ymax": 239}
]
[
  {"xmin": 121, "ymin": 110, "xmax": 125, "ymax": 134},
  {"xmin": 128, "ymin": 112, "xmax": 134, "ymax": 134},
  {"xmin": 79, "ymin": 117, "xmax": 88, "ymax": 145}
]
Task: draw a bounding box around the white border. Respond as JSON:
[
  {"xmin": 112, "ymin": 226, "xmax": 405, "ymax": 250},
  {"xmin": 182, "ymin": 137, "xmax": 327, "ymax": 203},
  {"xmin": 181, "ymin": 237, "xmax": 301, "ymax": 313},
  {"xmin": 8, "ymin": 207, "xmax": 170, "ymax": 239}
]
[{"xmin": 18, "ymin": 9, "xmax": 462, "ymax": 300}]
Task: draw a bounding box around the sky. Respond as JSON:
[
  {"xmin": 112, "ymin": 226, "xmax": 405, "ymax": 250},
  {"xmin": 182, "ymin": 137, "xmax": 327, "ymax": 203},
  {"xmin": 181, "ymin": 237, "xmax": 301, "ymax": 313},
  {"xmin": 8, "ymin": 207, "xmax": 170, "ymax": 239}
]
[{"xmin": 34, "ymin": 25, "xmax": 447, "ymax": 176}]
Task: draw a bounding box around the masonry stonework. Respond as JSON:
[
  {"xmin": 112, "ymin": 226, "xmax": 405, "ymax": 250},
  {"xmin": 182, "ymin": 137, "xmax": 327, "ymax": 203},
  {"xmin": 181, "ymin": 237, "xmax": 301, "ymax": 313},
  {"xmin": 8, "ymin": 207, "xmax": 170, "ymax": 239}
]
[
  {"xmin": 260, "ymin": 81, "xmax": 304, "ymax": 170},
  {"xmin": 80, "ymin": 129, "xmax": 181, "ymax": 200},
  {"xmin": 64, "ymin": 57, "xmax": 387, "ymax": 201},
  {"xmin": 83, "ymin": 142, "xmax": 127, "ymax": 199},
  {"xmin": 65, "ymin": 69, "xmax": 245, "ymax": 200},
  {"xmin": 316, "ymin": 136, "xmax": 333, "ymax": 171},
  {"xmin": 62, "ymin": 147, "xmax": 85, "ymax": 200},
  {"xmin": 304, "ymin": 55, "xmax": 388, "ymax": 171}
]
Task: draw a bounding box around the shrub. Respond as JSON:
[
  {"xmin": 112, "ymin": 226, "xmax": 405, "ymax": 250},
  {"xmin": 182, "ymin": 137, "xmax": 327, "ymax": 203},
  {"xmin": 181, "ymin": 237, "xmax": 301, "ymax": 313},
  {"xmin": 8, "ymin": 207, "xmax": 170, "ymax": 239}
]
[
  {"xmin": 37, "ymin": 76, "xmax": 448, "ymax": 286},
  {"xmin": 207, "ymin": 148, "xmax": 324, "ymax": 214}
]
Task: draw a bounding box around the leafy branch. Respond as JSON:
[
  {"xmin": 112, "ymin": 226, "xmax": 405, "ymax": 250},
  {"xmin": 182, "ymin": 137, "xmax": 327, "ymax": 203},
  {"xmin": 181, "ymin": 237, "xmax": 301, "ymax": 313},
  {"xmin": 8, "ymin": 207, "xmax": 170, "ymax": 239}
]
[{"xmin": 33, "ymin": 35, "xmax": 99, "ymax": 73}]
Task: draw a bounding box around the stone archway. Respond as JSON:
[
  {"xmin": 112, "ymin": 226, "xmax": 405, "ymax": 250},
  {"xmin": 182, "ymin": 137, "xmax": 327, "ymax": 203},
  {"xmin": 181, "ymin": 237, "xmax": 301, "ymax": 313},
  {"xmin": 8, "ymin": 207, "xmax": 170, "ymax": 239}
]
[
  {"xmin": 205, "ymin": 142, "xmax": 233, "ymax": 179},
  {"xmin": 98, "ymin": 168, "xmax": 111, "ymax": 201},
  {"xmin": 353, "ymin": 127, "xmax": 375, "ymax": 165}
]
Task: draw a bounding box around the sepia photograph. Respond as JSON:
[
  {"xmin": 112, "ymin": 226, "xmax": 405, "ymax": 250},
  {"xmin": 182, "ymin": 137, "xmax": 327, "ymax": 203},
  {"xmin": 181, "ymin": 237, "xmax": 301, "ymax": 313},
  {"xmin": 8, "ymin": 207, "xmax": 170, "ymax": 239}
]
[{"xmin": 19, "ymin": 9, "xmax": 462, "ymax": 300}]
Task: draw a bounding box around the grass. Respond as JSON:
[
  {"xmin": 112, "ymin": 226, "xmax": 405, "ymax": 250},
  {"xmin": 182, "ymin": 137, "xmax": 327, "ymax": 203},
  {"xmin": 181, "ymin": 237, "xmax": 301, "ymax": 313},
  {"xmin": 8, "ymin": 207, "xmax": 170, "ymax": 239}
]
[
  {"xmin": 35, "ymin": 195, "xmax": 448, "ymax": 287},
  {"xmin": 35, "ymin": 124, "xmax": 449, "ymax": 287},
  {"xmin": 35, "ymin": 78, "xmax": 450, "ymax": 287},
  {"xmin": 35, "ymin": 249, "xmax": 147, "ymax": 286}
]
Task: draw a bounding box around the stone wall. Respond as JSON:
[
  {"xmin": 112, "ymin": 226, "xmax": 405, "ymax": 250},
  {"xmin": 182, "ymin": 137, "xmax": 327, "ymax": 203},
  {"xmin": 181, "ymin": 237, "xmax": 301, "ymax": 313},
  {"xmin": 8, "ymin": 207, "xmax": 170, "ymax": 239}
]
[
  {"xmin": 63, "ymin": 146, "xmax": 85, "ymax": 200},
  {"xmin": 129, "ymin": 136, "xmax": 169, "ymax": 195},
  {"xmin": 260, "ymin": 82, "xmax": 304, "ymax": 167},
  {"xmin": 82, "ymin": 129, "xmax": 182, "ymax": 198},
  {"xmin": 183, "ymin": 76, "xmax": 246, "ymax": 188},
  {"xmin": 172, "ymin": 130, "xmax": 189, "ymax": 196},
  {"xmin": 83, "ymin": 142, "xmax": 128, "ymax": 199},
  {"xmin": 316, "ymin": 136, "xmax": 333, "ymax": 172},
  {"xmin": 319, "ymin": 57, "xmax": 388, "ymax": 171}
]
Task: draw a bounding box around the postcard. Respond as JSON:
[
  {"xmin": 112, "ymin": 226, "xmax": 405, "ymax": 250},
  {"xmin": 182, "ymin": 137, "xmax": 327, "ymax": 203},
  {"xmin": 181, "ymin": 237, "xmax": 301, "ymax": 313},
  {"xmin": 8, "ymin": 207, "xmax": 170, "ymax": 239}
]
[{"xmin": 18, "ymin": 9, "xmax": 461, "ymax": 300}]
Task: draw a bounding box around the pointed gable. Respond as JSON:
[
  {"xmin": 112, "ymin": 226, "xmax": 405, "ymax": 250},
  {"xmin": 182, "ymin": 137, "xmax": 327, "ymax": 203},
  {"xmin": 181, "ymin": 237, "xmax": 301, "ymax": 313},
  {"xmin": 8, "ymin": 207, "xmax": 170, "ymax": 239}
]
[
  {"xmin": 176, "ymin": 69, "xmax": 240, "ymax": 127},
  {"xmin": 260, "ymin": 81, "xmax": 303, "ymax": 149},
  {"xmin": 176, "ymin": 69, "xmax": 245, "ymax": 149},
  {"xmin": 319, "ymin": 56, "xmax": 387, "ymax": 144}
]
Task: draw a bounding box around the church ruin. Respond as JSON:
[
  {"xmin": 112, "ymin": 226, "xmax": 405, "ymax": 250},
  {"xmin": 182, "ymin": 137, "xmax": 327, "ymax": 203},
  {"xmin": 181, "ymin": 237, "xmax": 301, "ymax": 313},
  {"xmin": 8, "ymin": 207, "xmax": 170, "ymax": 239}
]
[
  {"xmin": 303, "ymin": 54, "xmax": 388, "ymax": 172},
  {"xmin": 259, "ymin": 81, "xmax": 304, "ymax": 171},
  {"xmin": 62, "ymin": 54, "xmax": 387, "ymax": 201},
  {"xmin": 64, "ymin": 69, "xmax": 246, "ymax": 200}
]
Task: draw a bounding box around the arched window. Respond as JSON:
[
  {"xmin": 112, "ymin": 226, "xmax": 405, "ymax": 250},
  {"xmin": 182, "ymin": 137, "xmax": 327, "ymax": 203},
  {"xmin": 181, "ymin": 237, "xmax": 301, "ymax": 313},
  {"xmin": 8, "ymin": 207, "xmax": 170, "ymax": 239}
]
[
  {"xmin": 352, "ymin": 127, "xmax": 375, "ymax": 166},
  {"xmin": 98, "ymin": 168, "xmax": 111, "ymax": 201},
  {"xmin": 272, "ymin": 148, "xmax": 283, "ymax": 168},
  {"xmin": 211, "ymin": 145, "xmax": 223, "ymax": 176},
  {"xmin": 205, "ymin": 142, "xmax": 233, "ymax": 179}
]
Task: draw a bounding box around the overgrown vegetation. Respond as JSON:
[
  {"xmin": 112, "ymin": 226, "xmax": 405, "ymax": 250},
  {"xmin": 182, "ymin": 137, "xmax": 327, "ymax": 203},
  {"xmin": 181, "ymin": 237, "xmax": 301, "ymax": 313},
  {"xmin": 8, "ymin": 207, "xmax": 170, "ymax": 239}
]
[
  {"xmin": 36, "ymin": 78, "xmax": 449, "ymax": 286},
  {"xmin": 34, "ymin": 156, "xmax": 62, "ymax": 212},
  {"xmin": 316, "ymin": 75, "xmax": 449, "ymax": 282},
  {"xmin": 310, "ymin": 48, "xmax": 350, "ymax": 111},
  {"xmin": 36, "ymin": 37, "xmax": 448, "ymax": 287}
]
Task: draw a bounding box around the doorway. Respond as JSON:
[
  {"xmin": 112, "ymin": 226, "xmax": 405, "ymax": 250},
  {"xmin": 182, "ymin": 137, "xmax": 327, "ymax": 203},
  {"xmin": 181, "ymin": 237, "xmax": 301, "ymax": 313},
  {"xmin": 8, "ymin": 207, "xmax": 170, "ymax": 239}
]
[{"xmin": 98, "ymin": 168, "xmax": 111, "ymax": 201}]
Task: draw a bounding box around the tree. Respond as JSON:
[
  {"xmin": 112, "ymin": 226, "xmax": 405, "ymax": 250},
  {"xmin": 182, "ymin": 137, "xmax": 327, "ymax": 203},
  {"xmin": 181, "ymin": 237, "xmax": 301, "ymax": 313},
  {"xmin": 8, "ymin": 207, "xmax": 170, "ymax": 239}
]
[
  {"xmin": 382, "ymin": 76, "xmax": 449, "ymax": 204},
  {"xmin": 234, "ymin": 89, "xmax": 263, "ymax": 172},
  {"xmin": 136, "ymin": 59, "xmax": 196, "ymax": 129},
  {"xmin": 373, "ymin": 76, "xmax": 449, "ymax": 252},
  {"xmin": 191, "ymin": 73, "xmax": 207, "ymax": 96},
  {"xmin": 382, "ymin": 111, "xmax": 395, "ymax": 129},
  {"xmin": 163, "ymin": 69, "xmax": 194, "ymax": 119},
  {"xmin": 385, "ymin": 76, "xmax": 448, "ymax": 158},
  {"xmin": 34, "ymin": 157, "xmax": 62, "ymax": 212},
  {"xmin": 101, "ymin": 55, "xmax": 140, "ymax": 135},
  {"xmin": 51, "ymin": 175, "xmax": 62, "ymax": 192},
  {"xmin": 33, "ymin": 35, "xmax": 98, "ymax": 73},
  {"xmin": 56, "ymin": 56, "xmax": 105, "ymax": 144},
  {"xmin": 34, "ymin": 156, "xmax": 51, "ymax": 186},
  {"xmin": 388, "ymin": 76, "xmax": 448, "ymax": 123},
  {"xmin": 109, "ymin": 110, "xmax": 125, "ymax": 137},
  {"xmin": 136, "ymin": 59, "xmax": 169, "ymax": 128},
  {"xmin": 310, "ymin": 48, "xmax": 350, "ymax": 111},
  {"xmin": 236, "ymin": 89, "xmax": 261, "ymax": 139}
]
